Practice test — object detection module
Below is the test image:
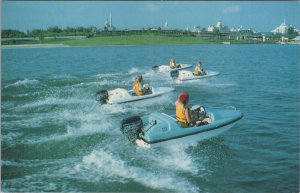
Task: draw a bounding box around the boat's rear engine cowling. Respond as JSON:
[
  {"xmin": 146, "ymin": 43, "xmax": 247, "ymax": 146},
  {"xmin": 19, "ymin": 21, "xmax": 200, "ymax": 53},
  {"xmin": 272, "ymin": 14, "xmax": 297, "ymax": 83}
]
[
  {"xmin": 199, "ymin": 106, "xmax": 206, "ymax": 118},
  {"xmin": 95, "ymin": 90, "xmax": 108, "ymax": 104},
  {"xmin": 120, "ymin": 116, "xmax": 143, "ymax": 144},
  {"xmin": 191, "ymin": 106, "xmax": 207, "ymax": 120},
  {"xmin": 152, "ymin": 65, "xmax": 159, "ymax": 72},
  {"xmin": 170, "ymin": 70, "xmax": 179, "ymax": 78}
]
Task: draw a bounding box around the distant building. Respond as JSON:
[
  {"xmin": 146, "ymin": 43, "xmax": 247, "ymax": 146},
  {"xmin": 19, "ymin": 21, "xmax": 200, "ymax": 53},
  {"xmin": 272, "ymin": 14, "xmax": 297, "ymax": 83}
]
[
  {"xmin": 164, "ymin": 19, "xmax": 168, "ymax": 28},
  {"xmin": 271, "ymin": 19, "xmax": 299, "ymax": 34},
  {"xmin": 104, "ymin": 13, "xmax": 116, "ymax": 31},
  {"xmin": 271, "ymin": 19, "xmax": 290, "ymax": 34},
  {"xmin": 230, "ymin": 26, "xmax": 255, "ymax": 34},
  {"xmin": 207, "ymin": 25, "xmax": 214, "ymax": 32},
  {"xmin": 207, "ymin": 20, "xmax": 230, "ymax": 32},
  {"xmin": 291, "ymin": 36, "xmax": 300, "ymax": 43},
  {"xmin": 230, "ymin": 26, "xmax": 243, "ymax": 32},
  {"xmin": 191, "ymin": 26, "xmax": 205, "ymax": 33}
]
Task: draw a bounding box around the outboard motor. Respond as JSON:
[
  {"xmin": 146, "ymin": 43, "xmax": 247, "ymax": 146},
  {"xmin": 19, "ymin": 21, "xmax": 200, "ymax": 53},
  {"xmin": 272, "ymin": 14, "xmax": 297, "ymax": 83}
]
[
  {"xmin": 170, "ymin": 70, "xmax": 179, "ymax": 79},
  {"xmin": 193, "ymin": 106, "xmax": 208, "ymax": 126},
  {"xmin": 152, "ymin": 65, "xmax": 159, "ymax": 72},
  {"xmin": 198, "ymin": 106, "xmax": 206, "ymax": 119},
  {"xmin": 120, "ymin": 116, "xmax": 143, "ymax": 144},
  {"xmin": 191, "ymin": 106, "xmax": 206, "ymax": 119},
  {"xmin": 95, "ymin": 90, "xmax": 108, "ymax": 104}
]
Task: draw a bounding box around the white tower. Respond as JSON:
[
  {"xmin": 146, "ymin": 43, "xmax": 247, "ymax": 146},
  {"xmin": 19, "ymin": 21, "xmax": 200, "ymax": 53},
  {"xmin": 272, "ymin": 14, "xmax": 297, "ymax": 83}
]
[
  {"xmin": 164, "ymin": 19, "xmax": 168, "ymax": 28},
  {"xmin": 109, "ymin": 12, "xmax": 112, "ymax": 28}
]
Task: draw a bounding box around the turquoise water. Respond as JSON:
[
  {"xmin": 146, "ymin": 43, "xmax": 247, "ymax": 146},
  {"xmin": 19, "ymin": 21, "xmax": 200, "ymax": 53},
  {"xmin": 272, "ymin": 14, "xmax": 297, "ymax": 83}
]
[{"xmin": 1, "ymin": 44, "xmax": 299, "ymax": 192}]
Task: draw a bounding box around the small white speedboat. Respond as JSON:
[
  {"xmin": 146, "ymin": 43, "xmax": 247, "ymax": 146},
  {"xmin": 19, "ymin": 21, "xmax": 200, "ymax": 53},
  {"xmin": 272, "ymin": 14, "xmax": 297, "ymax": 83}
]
[
  {"xmin": 170, "ymin": 70, "xmax": 220, "ymax": 82},
  {"xmin": 120, "ymin": 106, "xmax": 243, "ymax": 148},
  {"xmin": 95, "ymin": 87, "xmax": 175, "ymax": 104},
  {"xmin": 152, "ymin": 64, "xmax": 192, "ymax": 73}
]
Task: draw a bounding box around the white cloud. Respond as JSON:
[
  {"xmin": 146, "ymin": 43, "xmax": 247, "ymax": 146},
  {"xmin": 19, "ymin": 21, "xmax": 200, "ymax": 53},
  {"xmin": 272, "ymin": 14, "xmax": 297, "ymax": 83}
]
[
  {"xmin": 223, "ymin": 6, "xmax": 240, "ymax": 14},
  {"xmin": 144, "ymin": 3, "xmax": 161, "ymax": 12}
]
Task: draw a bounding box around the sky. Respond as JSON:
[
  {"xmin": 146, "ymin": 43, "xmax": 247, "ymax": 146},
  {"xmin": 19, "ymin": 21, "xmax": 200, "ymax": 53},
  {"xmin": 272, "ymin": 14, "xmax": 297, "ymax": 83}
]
[{"xmin": 2, "ymin": 1, "xmax": 300, "ymax": 32}]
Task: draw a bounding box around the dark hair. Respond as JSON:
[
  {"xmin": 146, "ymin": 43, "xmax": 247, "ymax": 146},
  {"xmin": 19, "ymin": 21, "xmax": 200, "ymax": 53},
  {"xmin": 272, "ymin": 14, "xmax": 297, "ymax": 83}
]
[{"xmin": 136, "ymin": 75, "xmax": 142, "ymax": 82}]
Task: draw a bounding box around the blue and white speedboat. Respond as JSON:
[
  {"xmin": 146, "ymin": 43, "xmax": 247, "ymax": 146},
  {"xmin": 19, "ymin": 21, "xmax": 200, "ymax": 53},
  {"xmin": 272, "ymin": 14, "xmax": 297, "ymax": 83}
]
[
  {"xmin": 152, "ymin": 63, "xmax": 192, "ymax": 73},
  {"xmin": 120, "ymin": 106, "xmax": 243, "ymax": 148},
  {"xmin": 170, "ymin": 70, "xmax": 220, "ymax": 82},
  {"xmin": 95, "ymin": 87, "xmax": 174, "ymax": 104}
]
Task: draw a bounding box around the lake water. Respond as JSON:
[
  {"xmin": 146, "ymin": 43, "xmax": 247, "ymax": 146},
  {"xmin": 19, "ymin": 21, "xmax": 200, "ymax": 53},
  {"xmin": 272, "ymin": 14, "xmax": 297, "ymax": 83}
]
[{"xmin": 1, "ymin": 44, "xmax": 299, "ymax": 192}]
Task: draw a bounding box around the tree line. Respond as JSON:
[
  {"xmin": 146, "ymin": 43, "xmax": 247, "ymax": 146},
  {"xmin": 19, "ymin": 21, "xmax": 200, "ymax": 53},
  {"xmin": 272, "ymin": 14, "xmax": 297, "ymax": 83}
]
[{"xmin": 2, "ymin": 26, "xmax": 97, "ymax": 38}]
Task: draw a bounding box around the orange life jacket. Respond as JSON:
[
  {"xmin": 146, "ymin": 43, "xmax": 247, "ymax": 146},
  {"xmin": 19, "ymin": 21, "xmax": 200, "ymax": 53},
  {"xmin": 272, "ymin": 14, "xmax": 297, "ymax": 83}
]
[
  {"xmin": 133, "ymin": 82, "xmax": 143, "ymax": 96},
  {"xmin": 176, "ymin": 102, "xmax": 188, "ymax": 125},
  {"xmin": 194, "ymin": 66, "xmax": 199, "ymax": 75},
  {"xmin": 194, "ymin": 66, "xmax": 205, "ymax": 76},
  {"xmin": 170, "ymin": 61, "xmax": 176, "ymax": 68}
]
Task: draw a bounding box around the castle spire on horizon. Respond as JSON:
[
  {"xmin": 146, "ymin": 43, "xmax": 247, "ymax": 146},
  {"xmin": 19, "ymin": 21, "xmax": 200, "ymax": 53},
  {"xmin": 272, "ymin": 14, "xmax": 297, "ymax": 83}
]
[
  {"xmin": 109, "ymin": 12, "xmax": 112, "ymax": 28},
  {"xmin": 104, "ymin": 12, "xmax": 115, "ymax": 30}
]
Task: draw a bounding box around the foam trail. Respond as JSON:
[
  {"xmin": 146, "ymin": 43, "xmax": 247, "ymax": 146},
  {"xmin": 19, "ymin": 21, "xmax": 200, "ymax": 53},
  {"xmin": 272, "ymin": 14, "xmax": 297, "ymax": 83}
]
[
  {"xmin": 117, "ymin": 94, "xmax": 174, "ymax": 109},
  {"xmin": 128, "ymin": 67, "xmax": 141, "ymax": 74},
  {"xmin": 2, "ymin": 177, "xmax": 58, "ymax": 192},
  {"xmin": 14, "ymin": 97, "xmax": 93, "ymax": 110},
  {"xmin": 72, "ymin": 81, "xmax": 102, "ymax": 88},
  {"xmin": 101, "ymin": 103, "xmax": 128, "ymax": 114},
  {"xmin": 1, "ymin": 157, "xmax": 79, "ymax": 192},
  {"xmin": 148, "ymin": 145, "xmax": 199, "ymax": 175},
  {"xmin": 16, "ymin": 107, "xmax": 120, "ymax": 145},
  {"xmin": 94, "ymin": 72, "xmax": 123, "ymax": 78},
  {"xmin": 7, "ymin": 98, "xmax": 126, "ymax": 145},
  {"xmin": 2, "ymin": 112, "xmax": 61, "ymax": 131},
  {"xmin": 1, "ymin": 132, "xmax": 23, "ymax": 144},
  {"xmin": 96, "ymin": 79, "xmax": 130, "ymax": 87},
  {"xmin": 52, "ymin": 75, "xmax": 79, "ymax": 80},
  {"xmin": 5, "ymin": 79, "xmax": 39, "ymax": 88},
  {"xmin": 75, "ymin": 150, "xmax": 200, "ymax": 193},
  {"xmin": 61, "ymin": 103, "xmax": 123, "ymax": 136},
  {"xmin": 143, "ymin": 69, "xmax": 156, "ymax": 77}
]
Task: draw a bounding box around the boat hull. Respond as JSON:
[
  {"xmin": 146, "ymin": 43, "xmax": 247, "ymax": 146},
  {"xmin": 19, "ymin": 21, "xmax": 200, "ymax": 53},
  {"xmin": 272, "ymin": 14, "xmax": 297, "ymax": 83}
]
[
  {"xmin": 108, "ymin": 87, "xmax": 175, "ymax": 104},
  {"xmin": 153, "ymin": 64, "xmax": 192, "ymax": 73},
  {"xmin": 136, "ymin": 121, "xmax": 237, "ymax": 148},
  {"xmin": 131, "ymin": 107, "xmax": 243, "ymax": 148},
  {"xmin": 175, "ymin": 70, "xmax": 220, "ymax": 82}
]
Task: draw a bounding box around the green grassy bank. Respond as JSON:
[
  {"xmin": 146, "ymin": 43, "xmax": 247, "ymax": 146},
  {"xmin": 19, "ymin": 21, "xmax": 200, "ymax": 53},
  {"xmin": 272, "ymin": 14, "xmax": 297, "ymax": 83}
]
[
  {"xmin": 64, "ymin": 34, "xmax": 228, "ymax": 46},
  {"xmin": 2, "ymin": 34, "xmax": 266, "ymax": 46}
]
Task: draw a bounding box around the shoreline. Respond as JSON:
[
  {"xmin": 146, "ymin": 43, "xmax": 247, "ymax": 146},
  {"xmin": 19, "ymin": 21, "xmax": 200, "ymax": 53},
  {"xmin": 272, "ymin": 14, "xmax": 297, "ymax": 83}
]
[
  {"xmin": 1, "ymin": 42, "xmax": 299, "ymax": 49},
  {"xmin": 1, "ymin": 43, "xmax": 69, "ymax": 49},
  {"xmin": 2, "ymin": 34, "xmax": 299, "ymax": 47}
]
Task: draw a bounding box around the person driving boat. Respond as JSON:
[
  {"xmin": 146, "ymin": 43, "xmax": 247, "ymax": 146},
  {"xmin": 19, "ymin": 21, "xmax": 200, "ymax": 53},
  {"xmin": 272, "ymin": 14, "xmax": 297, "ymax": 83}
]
[
  {"xmin": 175, "ymin": 92, "xmax": 211, "ymax": 127},
  {"xmin": 194, "ymin": 61, "xmax": 206, "ymax": 76},
  {"xmin": 133, "ymin": 75, "xmax": 152, "ymax": 96},
  {"xmin": 170, "ymin": 58, "xmax": 181, "ymax": 69}
]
